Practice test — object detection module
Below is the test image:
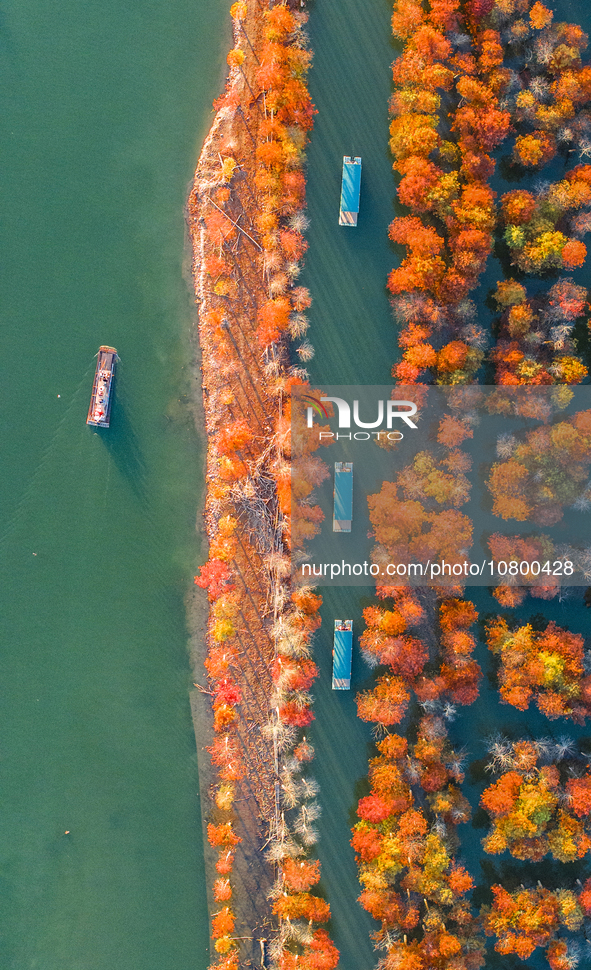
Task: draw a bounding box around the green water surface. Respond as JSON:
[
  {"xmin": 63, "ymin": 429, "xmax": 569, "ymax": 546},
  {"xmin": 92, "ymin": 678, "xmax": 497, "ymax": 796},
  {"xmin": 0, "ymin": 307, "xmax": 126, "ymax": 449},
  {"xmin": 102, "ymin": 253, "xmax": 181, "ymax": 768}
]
[
  {"xmin": 0, "ymin": 1, "xmax": 228, "ymax": 967},
  {"xmin": 302, "ymin": 3, "xmax": 397, "ymax": 968}
]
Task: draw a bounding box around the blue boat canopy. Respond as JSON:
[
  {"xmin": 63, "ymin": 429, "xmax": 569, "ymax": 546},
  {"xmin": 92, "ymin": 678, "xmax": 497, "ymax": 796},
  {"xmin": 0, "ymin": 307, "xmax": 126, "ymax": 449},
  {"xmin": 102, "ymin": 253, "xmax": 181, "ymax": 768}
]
[
  {"xmin": 339, "ymin": 156, "xmax": 362, "ymax": 226},
  {"xmin": 333, "ymin": 461, "xmax": 353, "ymax": 532},
  {"xmin": 333, "ymin": 620, "xmax": 353, "ymax": 689}
]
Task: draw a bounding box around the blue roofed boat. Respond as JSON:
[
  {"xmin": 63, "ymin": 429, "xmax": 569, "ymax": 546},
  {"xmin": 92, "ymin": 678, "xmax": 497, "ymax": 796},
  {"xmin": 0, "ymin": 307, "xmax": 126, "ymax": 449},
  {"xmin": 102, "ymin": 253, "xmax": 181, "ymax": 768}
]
[
  {"xmin": 333, "ymin": 620, "xmax": 353, "ymax": 690},
  {"xmin": 339, "ymin": 156, "xmax": 362, "ymax": 226},
  {"xmin": 333, "ymin": 461, "xmax": 353, "ymax": 533}
]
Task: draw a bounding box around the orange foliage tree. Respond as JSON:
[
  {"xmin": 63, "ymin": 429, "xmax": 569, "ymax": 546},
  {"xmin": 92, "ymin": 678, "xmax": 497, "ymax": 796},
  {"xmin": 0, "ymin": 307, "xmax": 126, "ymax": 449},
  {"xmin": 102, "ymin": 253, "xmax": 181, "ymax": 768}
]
[
  {"xmin": 501, "ymin": 166, "xmax": 591, "ymax": 272},
  {"xmin": 487, "ymin": 533, "xmax": 561, "ymax": 605},
  {"xmin": 368, "ymin": 479, "xmax": 473, "ymax": 571},
  {"xmin": 490, "ymin": 278, "xmax": 588, "ymax": 387},
  {"xmin": 351, "ymin": 725, "xmax": 482, "ymax": 968},
  {"xmin": 483, "ymin": 885, "xmax": 583, "ymax": 961},
  {"xmin": 480, "ymin": 739, "xmax": 591, "ymax": 861},
  {"xmin": 487, "ymin": 410, "xmax": 591, "ymax": 526},
  {"xmin": 486, "ymin": 616, "xmax": 590, "ymax": 721}
]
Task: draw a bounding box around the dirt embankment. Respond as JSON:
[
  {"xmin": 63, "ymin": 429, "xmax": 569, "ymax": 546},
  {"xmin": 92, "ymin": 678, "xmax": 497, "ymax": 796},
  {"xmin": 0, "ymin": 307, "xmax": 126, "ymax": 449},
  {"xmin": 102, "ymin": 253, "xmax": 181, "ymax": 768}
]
[{"xmin": 186, "ymin": 2, "xmax": 319, "ymax": 967}]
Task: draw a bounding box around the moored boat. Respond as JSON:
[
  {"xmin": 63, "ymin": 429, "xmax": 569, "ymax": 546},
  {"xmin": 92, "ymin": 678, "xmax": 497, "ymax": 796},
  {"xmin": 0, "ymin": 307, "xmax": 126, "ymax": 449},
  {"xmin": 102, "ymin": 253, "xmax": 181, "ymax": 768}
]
[
  {"xmin": 333, "ymin": 461, "xmax": 353, "ymax": 532},
  {"xmin": 333, "ymin": 620, "xmax": 353, "ymax": 690},
  {"xmin": 86, "ymin": 346, "xmax": 117, "ymax": 427},
  {"xmin": 339, "ymin": 156, "xmax": 362, "ymax": 226}
]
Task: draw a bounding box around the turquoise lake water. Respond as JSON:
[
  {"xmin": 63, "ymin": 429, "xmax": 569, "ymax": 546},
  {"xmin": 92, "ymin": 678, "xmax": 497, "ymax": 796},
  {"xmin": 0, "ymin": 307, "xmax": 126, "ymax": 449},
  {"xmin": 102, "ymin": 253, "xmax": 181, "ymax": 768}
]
[
  {"xmin": 301, "ymin": 4, "xmax": 397, "ymax": 967},
  {"xmin": 0, "ymin": 1, "xmax": 229, "ymax": 966}
]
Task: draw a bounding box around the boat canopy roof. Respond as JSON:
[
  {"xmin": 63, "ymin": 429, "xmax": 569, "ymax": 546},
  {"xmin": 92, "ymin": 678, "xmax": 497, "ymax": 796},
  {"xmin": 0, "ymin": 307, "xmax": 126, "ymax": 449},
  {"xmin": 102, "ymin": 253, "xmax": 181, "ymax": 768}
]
[
  {"xmin": 341, "ymin": 157, "xmax": 362, "ymax": 214},
  {"xmin": 333, "ymin": 621, "xmax": 353, "ymax": 688},
  {"xmin": 334, "ymin": 463, "xmax": 353, "ymax": 523}
]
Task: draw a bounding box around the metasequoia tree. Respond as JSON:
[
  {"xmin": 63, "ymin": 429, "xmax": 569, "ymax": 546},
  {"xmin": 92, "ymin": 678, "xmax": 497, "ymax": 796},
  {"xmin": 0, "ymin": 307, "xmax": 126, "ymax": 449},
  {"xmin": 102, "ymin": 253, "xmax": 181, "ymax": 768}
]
[
  {"xmin": 385, "ymin": 0, "xmax": 591, "ymax": 391},
  {"xmin": 490, "ymin": 278, "xmax": 588, "ymax": 387},
  {"xmin": 265, "ymin": 582, "xmax": 341, "ymax": 970},
  {"xmin": 387, "ymin": 0, "xmax": 510, "ymax": 386},
  {"xmin": 286, "ymin": 387, "xmax": 331, "ymax": 551},
  {"xmin": 486, "ymin": 616, "xmax": 591, "ymax": 721},
  {"xmin": 368, "ymin": 479, "xmax": 473, "ymax": 569},
  {"xmin": 487, "ymin": 410, "xmax": 591, "ymax": 525},
  {"xmin": 351, "ymin": 725, "xmax": 482, "ymax": 969},
  {"xmin": 501, "ymin": 166, "xmax": 591, "ymax": 272},
  {"xmin": 435, "ymin": 597, "xmax": 482, "ymax": 706},
  {"xmin": 195, "ymin": 560, "xmax": 236, "ymax": 601},
  {"xmin": 359, "ymin": 598, "xmax": 427, "ymax": 674},
  {"xmin": 487, "ymin": 533, "xmax": 562, "ymax": 605},
  {"xmin": 480, "ymin": 739, "xmax": 591, "ymax": 861},
  {"xmin": 482, "ymin": 885, "xmax": 583, "ymax": 961}
]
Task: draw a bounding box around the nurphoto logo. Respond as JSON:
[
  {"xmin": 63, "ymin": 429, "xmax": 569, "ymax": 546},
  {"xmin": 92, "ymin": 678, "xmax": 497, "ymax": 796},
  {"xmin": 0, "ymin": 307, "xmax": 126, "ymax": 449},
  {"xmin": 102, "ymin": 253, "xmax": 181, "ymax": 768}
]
[{"xmin": 303, "ymin": 394, "xmax": 419, "ymax": 441}]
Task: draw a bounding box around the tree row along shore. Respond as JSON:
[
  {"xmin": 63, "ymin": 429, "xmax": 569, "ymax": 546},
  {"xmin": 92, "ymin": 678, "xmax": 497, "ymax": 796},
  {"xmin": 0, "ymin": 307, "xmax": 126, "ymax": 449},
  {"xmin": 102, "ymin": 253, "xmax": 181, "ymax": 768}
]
[
  {"xmin": 188, "ymin": 3, "xmax": 338, "ymax": 970},
  {"xmin": 189, "ymin": 0, "xmax": 591, "ymax": 968}
]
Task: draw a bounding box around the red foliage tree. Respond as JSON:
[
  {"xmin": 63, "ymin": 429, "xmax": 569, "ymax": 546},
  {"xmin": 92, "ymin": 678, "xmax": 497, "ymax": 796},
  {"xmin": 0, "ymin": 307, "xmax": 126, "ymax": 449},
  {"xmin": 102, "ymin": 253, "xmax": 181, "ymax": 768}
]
[
  {"xmin": 211, "ymin": 906, "xmax": 235, "ymax": 939},
  {"xmin": 208, "ymin": 822, "xmax": 241, "ymax": 849},
  {"xmin": 194, "ymin": 560, "xmax": 236, "ymax": 601},
  {"xmin": 356, "ymin": 676, "xmax": 411, "ymax": 725},
  {"xmin": 357, "ymin": 793, "xmax": 396, "ymax": 822},
  {"xmin": 350, "ymin": 825, "xmax": 383, "ymax": 861},
  {"xmin": 282, "ymin": 858, "xmax": 321, "ymax": 893}
]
